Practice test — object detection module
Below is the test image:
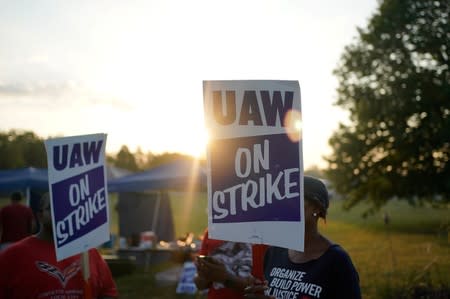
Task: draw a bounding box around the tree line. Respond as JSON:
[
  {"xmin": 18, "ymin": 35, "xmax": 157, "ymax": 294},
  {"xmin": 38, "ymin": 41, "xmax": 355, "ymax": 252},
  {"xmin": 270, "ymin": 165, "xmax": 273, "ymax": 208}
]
[{"xmin": 0, "ymin": 129, "xmax": 196, "ymax": 172}]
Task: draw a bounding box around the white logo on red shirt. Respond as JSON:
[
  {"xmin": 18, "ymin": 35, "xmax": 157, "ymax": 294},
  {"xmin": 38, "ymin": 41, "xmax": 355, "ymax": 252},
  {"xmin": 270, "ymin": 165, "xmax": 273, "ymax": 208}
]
[{"xmin": 35, "ymin": 261, "xmax": 81, "ymax": 288}]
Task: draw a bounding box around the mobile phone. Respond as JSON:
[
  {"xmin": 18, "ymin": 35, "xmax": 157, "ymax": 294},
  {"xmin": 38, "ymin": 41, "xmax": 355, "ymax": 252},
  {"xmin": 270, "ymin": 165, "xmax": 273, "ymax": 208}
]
[{"xmin": 197, "ymin": 255, "xmax": 213, "ymax": 262}]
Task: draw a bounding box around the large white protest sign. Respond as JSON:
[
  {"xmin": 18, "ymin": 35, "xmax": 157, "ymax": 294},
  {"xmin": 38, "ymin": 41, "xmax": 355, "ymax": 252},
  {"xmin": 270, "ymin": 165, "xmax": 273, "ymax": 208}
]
[
  {"xmin": 203, "ymin": 80, "xmax": 305, "ymax": 251},
  {"xmin": 45, "ymin": 133, "xmax": 110, "ymax": 261}
]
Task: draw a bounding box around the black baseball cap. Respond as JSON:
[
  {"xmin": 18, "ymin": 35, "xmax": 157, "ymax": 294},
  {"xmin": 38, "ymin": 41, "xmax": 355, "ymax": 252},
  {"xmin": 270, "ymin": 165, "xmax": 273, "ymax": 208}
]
[{"xmin": 304, "ymin": 176, "xmax": 329, "ymax": 210}]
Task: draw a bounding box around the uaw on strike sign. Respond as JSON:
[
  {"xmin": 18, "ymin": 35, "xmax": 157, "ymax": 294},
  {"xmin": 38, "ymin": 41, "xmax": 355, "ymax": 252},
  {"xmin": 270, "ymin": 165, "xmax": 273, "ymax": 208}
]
[
  {"xmin": 45, "ymin": 133, "xmax": 110, "ymax": 261},
  {"xmin": 203, "ymin": 80, "xmax": 305, "ymax": 251}
]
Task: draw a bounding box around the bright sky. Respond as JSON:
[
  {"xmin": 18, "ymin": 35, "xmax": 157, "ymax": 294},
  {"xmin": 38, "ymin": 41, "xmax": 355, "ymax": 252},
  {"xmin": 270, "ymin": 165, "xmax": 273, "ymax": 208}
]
[{"xmin": 0, "ymin": 0, "xmax": 378, "ymax": 169}]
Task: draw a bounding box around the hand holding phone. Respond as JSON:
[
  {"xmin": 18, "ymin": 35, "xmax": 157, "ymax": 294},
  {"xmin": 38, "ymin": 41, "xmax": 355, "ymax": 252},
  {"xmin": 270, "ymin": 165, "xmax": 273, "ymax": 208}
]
[{"xmin": 197, "ymin": 255, "xmax": 214, "ymax": 263}]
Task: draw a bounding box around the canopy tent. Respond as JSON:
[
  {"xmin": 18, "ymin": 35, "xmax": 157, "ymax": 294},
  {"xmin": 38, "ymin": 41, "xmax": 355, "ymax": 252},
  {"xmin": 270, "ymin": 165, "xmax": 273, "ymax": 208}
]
[
  {"xmin": 0, "ymin": 167, "xmax": 48, "ymax": 194},
  {"xmin": 108, "ymin": 159, "xmax": 207, "ymax": 244},
  {"xmin": 0, "ymin": 165, "xmax": 132, "ymax": 235},
  {"xmin": 105, "ymin": 165, "xmax": 132, "ymax": 181},
  {"xmin": 0, "ymin": 165, "xmax": 131, "ymax": 195},
  {"xmin": 117, "ymin": 192, "xmax": 175, "ymax": 243},
  {"xmin": 108, "ymin": 159, "xmax": 207, "ymax": 193}
]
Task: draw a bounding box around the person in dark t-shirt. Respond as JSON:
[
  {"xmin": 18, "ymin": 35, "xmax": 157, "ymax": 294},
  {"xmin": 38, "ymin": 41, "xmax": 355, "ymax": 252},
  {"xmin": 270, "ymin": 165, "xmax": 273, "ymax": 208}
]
[{"xmin": 245, "ymin": 176, "xmax": 361, "ymax": 299}]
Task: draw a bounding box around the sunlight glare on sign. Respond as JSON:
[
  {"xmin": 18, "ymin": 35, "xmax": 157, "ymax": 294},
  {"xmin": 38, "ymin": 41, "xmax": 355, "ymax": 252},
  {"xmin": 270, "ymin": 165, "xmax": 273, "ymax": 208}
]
[{"xmin": 284, "ymin": 109, "xmax": 302, "ymax": 143}]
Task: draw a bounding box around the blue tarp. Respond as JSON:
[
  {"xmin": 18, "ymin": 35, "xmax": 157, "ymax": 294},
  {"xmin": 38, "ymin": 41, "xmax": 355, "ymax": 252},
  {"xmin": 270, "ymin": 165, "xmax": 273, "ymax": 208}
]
[
  {"xmin": 0, "ymin": 167, "xmax": 49, "ymax": 193},
  {"xmin": 108, "ymin": 159, "xmax": 206, "ymax": 193},
  {"xmin": 0, "ymin": 165, "xmax": 131, "ymax": 195},
  {"xmin": 0, "ymin": 160, "xmax": 204, "ymax": 194}
]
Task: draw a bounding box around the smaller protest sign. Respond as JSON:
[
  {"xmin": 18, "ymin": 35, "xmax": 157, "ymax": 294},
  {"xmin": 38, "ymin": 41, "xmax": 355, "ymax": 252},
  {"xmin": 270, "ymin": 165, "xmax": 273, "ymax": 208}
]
[{"xmin": 45, "ymin": 133, "xmax": 110, "ymax": 261}]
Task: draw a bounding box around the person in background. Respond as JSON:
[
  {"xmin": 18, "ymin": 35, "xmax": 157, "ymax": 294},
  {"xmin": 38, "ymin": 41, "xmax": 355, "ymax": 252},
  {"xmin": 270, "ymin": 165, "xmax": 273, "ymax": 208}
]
[
  {"xmin": 0, "ymin": 193, "xmax": 118, "ymax": 299},
  {"xmin": 194, "ymin": 228, "xmax": 267, "ymax": 299},
  {"xmin": 245, "ymin": 176, "xmax": 361, "ymax": 299},
  {"xmin": 0, "ymin": 191, "xmax": 34, "ymax": 250}
]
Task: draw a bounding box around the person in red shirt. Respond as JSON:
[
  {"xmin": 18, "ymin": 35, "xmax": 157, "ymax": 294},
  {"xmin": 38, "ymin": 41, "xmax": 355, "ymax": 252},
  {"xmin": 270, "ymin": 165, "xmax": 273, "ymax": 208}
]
[
  {"xmin": 0, "ymin": 191, "xmax": 34, "ymax": 250},
  {"xmin": 0, "ymin": 193, "xmax": 118, "ymax": 299},
  {"xmin": 194, "ymin": 228, "xmax": 267, "ymax": 299}
]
